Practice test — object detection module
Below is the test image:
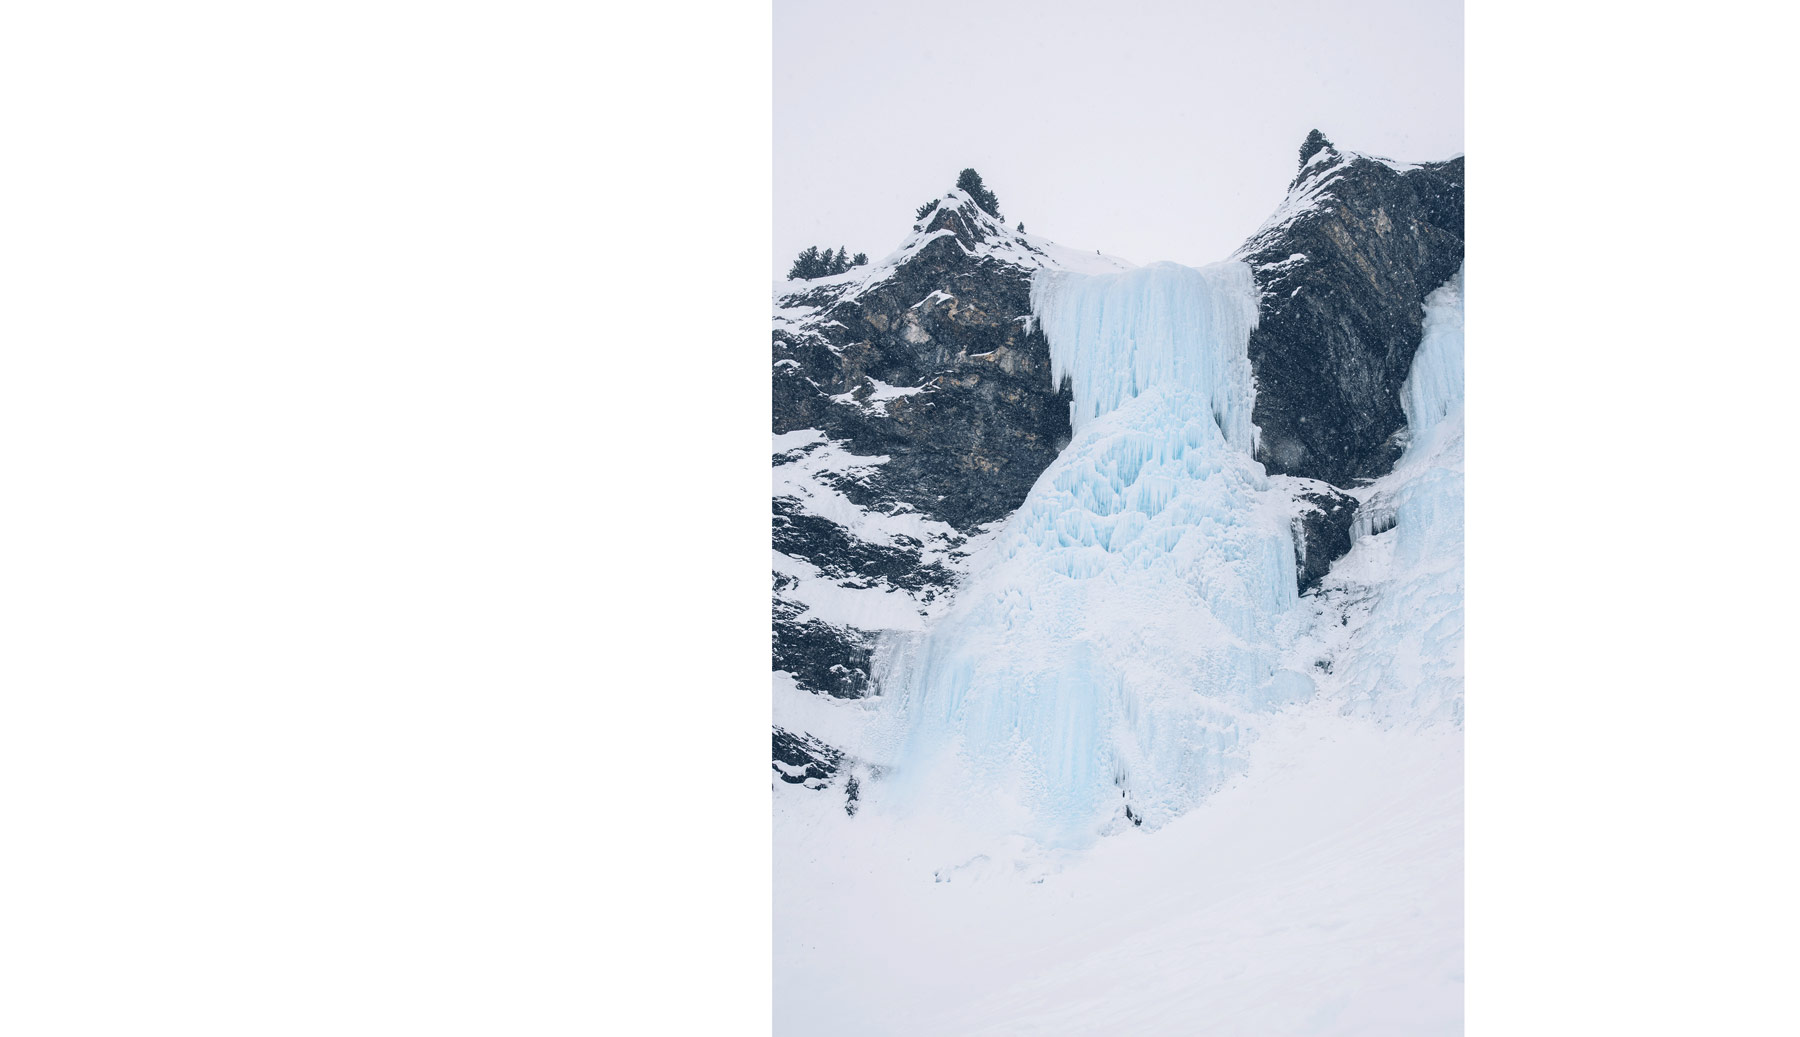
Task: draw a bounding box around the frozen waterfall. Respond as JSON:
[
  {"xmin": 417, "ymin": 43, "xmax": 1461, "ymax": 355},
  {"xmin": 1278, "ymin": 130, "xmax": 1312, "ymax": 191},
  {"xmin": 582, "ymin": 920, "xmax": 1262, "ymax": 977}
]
[
  {"xmin": 866, "ymin": 262, "xmax": 1313, "ymax": 849},
  {"xmin": 1038, "ymin": 261, "xmax": 1260, "ymax": 448},
  {"xmin": 1325, "ymin": 265, "xmax": 1465, "ymax": 726}
]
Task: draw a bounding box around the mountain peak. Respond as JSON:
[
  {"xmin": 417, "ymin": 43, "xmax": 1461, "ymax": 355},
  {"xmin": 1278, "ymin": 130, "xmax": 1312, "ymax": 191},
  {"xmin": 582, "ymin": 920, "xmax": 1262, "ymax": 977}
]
[{"xmin": 912, "ymin": 187, "xmax": 1006, "ymax": 248}]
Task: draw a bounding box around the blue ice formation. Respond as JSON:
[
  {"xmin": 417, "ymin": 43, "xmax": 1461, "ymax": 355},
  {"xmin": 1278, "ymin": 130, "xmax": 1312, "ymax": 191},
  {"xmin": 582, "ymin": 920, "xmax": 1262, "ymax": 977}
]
[
  {"xmin": 1038, "ymin": 261, "xmax": 1260, "ymax": 448},
  {"xmin": 871, "ymin": 262, "xmax": 1313, "ymax": 848},
  {"xmin": 1334, "ymin": 266, "xmax": 1464, "ymax": 726}
]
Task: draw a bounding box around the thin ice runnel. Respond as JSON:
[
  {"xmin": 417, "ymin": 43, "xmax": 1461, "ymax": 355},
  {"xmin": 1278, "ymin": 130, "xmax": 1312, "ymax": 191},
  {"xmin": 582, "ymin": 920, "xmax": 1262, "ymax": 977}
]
[
  {"xmin": 867, "ymin": 261, "xmax": 1312, "ymax": 850},
  {"xmin": 1400, "ymin": 267, "xmax": 1464, "ymax": 438}
]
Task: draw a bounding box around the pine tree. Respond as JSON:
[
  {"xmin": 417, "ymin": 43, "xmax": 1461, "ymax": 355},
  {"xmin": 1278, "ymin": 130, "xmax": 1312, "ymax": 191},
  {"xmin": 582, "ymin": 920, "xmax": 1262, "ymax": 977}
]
[
  {"xmin": 956, "ymin": 168, "xmax": 1001, "ymax": 218},
  {"xmin": 916, "ymin": 199, "xmax": 939, "ymax": 221},
  {"xmin": 1299, "ymin": 128, "xmax": 1332, "ymax": 165},
  {"xmin": 852, "ymin": 253, "xmax": 868, "ymax": 266},
  {"xmin": 786, "ymin": 244, "xmax": 867, "ymax": 280},
  {"xmin": 1017, "ymin": 222, "xmax": 1025, "ymax": 232},
  {"xmin": 785, "ymin": 245, "xmax": 822, "ymax": 280}
]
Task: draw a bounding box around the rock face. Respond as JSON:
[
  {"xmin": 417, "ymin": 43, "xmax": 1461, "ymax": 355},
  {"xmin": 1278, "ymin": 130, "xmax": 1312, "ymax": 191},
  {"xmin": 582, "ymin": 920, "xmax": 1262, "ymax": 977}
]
[
  {"xmin": 1237, "ymin": 131, "xmax": 1466, "ymax": 488},
  {"xmin": 771, "ymin": 728, "xmax": 843, "ymax": 790},
  {"xmin": 772, "ymin": 139, "xmax": 1464, "ymax": 791},
  {"xmin": 1285, "ymin": 481, "xmax": 1361, "ymax": 595},
  {"xmin": 773, "ymin": 196, "xmax": 1077, "ymax": 534}
]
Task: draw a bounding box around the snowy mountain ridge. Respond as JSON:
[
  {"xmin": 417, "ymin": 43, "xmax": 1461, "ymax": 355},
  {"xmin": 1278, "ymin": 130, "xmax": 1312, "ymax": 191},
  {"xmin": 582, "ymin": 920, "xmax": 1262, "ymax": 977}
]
[
  {"xmin": 1243, "ymin": 135, "xmax": 1404, "ymax": 257},
  {"xmin": 776, "ymin": 186, "xmax": 1135, "ymax": 321}
]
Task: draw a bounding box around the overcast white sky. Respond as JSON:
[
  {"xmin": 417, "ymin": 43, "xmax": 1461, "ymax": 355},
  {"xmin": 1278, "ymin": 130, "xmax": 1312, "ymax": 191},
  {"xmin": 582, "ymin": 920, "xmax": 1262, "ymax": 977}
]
[{"xmin": 775, "ymin": 0, "xmax": 1462, "ymax": 277}]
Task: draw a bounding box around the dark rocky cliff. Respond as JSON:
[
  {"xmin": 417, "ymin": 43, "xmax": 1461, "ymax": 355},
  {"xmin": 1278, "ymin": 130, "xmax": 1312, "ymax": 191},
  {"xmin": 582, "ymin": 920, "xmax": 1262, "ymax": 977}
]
[
  {"xmin": 773, "ymin": 194, "xmax": 1077, "ymax": 536},
  {"xmin": 1238, "ymin": 130, "xmax": 1465, "ymax": 488}
]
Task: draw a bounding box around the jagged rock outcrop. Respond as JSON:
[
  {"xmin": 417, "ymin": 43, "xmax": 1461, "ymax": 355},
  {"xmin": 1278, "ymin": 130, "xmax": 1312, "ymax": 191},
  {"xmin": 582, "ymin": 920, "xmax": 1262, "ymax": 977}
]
[
  {"xmin": 771, "ymin": 727, "xmax": 843, "ymax": 789},
  {"xmin": 1285, "ymin": 481, "xmax": 1360, "ymax": 594},
  {"xmin": 773, "ymin": 196, "xmax": 1075, "ymax": 533},
  {"xmin": 1237, "ymin": 131, "xmax": 1465, "ymax": 489}
]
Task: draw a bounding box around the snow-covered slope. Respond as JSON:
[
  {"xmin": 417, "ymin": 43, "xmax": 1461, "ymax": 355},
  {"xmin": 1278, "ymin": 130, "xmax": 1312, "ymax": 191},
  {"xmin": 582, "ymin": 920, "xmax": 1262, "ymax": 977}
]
[{"xmin": 776, "ymin": 706, "xmax": 1461, "ymax": 1035}]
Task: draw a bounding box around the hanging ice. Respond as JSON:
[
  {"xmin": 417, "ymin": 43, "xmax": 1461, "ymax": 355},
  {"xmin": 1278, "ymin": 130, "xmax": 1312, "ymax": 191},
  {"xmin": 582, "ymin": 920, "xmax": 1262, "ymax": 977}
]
[
  {"xmin": 1400, "ymin": 268, "xmax": 1465, "ymax": 442},
  {"xmin": 866, "ymin": 262, "xmax": 1314, "ymax": 849},
  {"xmin": 1039, "ymin": 262, "xmax": 1260, "ymax": 448}
]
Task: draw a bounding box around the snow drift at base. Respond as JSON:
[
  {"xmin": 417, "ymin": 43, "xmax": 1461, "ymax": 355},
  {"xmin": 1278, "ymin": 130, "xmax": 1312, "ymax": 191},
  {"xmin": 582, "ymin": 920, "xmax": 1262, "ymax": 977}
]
[{"xmin": 775, "ymin": 707, "xmax": 1462, "ymax": 1035}]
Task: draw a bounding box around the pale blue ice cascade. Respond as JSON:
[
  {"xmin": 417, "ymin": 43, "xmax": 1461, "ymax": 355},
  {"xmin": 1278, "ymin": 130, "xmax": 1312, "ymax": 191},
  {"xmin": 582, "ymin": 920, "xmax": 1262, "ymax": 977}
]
[
  {"xmin": 1040, "ymin": 262, "xmax": 1260, "ymax": 449},
  {"xmin": 869, "ymin": 262, "xmax": 1314, "ymax": 849},
  {"xmin": 1338, "ymin": 265, "xmax": 1465, "ymax": 725}
]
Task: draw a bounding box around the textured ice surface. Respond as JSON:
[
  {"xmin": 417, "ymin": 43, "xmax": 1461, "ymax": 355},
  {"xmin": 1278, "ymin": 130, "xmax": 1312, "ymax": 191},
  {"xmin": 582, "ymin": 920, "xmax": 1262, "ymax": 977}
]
[{"xmin": 865, "ymin": 262, "xmax": 1312, "ymax": 848}]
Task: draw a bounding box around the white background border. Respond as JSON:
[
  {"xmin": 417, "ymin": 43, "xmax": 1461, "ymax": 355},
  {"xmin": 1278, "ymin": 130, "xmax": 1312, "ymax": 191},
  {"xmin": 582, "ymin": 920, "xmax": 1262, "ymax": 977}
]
[{"xmin": 3, "ymin": 1, "xmax": 1794, "ymax": 1032}]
